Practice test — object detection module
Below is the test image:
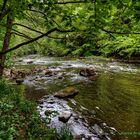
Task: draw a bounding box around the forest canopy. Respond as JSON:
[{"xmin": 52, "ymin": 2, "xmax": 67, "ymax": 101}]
[{"xmin": 0, "ymin": 0, "xmax": 140, "ymax": 75}]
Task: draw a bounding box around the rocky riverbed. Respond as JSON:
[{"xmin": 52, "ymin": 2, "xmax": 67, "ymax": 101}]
[
  {"xmin": 8, "ymin": 55, "xmax": 140, "ymax": 140},
  {"xmin": 37, "ymin": 95, "xmax": 112, "ymax": 140}
]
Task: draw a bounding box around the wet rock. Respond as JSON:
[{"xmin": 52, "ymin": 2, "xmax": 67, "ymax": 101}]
[
  {"xmin": 10, "ymin": 69, "xmax": 30, "ymax": 79},
  {"xmin": 37, "ymin": 96, "xmax": 110, "ymax": 140},
  {"xmin": 54, "ymin": 87, "xmax": 79, "ymax": 98},
  {"xmin": 34, "ymin": 68, "xmax": 44, "ymax": 73},
  {"xmin": 39, "ymin": 104, "xmax": 44, "ymax": 108},
  {"xmin": 109, "ymin": 127, "xmax": 117, "ymax": 135},
  {"xmin": 37, "ymin": 99, "xmax": 44, "ymax": 104},
  {"xmin": 101, "ymin": 123, "xmax": 107, "ymax": 127},
  {"xmin": 89, "ymin": 110, "xmax": 96, "ymax": 116},
  {"xmin": 70, "ymin": 99, "xmax": 77, "ymax": 106},
  {"xmin": 18, "ymin": 59, "xmax": 23, "ymax": 62},
  {"xmin": 44, "ymin": 69, "xmax": 53, "ymax": 76},
  {"xmin": 35, "ymin": 77, "xmax": 43, "ymax": 81},
  {"xmin": 45, "ymin": 110, "xmax": 54, "ymax": 116},
  {"xmin": 47, "ymin": 100, "xmax": 55, "ymax": 104},
  {"xmin": 90, "ymin": 137, "xmax": 99, "ymax": 140},
  {"xmin": 92, "ymin": 124, "xmax": 105, "ymax": 138},
  {"xmin": 78, "ymin": 115, "xmax": 86, "ymax": 121},
  {"xmin": 27, "ymin": 61, "xmax": 33, "ymax": 64},
  {"xmin": 58, "ymin": 111, "xmax": 72, "ymax": 123},
  {"xmin": 83, "ymin": 122, "xmax": 89, "ymax": 127},
  {"xmin": 16, "ymin": 79, "xmax": 24, "ymax": 85},
  {"xmin": 58, "ymin": 76, "xmax": 63, "ymax": 79},
  {"xmin": 74, "ymin": 116, "xmax": 79, "ymax": 121},
  {"xmin": 79, "ymin": 68, "xmax": 96, "ymax": 77},
  {"xmin": 47, "ymin": 104, "xmax": 54, "ymax": 108},
  {"xmin": 49, "ymin": 66, "xmax": 56, "ymax": 69}
]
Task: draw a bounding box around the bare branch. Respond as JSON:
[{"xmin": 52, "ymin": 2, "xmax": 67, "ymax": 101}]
[
  {"xmin": 0, "ymin": 28, "xmax": 74, "ymax": 54},
  {"xmin": 14, "ymin": 23, "xmax": 66, "ymax": 39},
  {"xmin": 53, "ymin": 0, "xmax": 89, "ymax": 4},
  {"xmin": 1, "ymin": 0, "xmax": 8, "ymax": 12},
  {"xmin": 1, "ymin": 23, "xmax": 66, "ymax": 40},
  {"xmin": 47, "ymin": 35, "xmax": 66, "ymax": 40},
  {"xmin": 13, "ymin": 23, "xmax": 43, "ymax": 34},
  {"xmin": 12, "ymin": 32, "xmax": 45, "ymax": 47},
  {"xmin": 12, "ymin": 32, "xmax": 32, "ymax": 40},
  {"xmin": 100, "ymin": 27, "xmax": 140, "ymax": 35},
  {"xmin": 28, "ymin": 9, "xmax": 46, "ymax": 16},
  {"xmin": 0, "ymin": 9, "xmax": 10, "ymax": 21},
  {"xmin": 28, "ymin": 9, "xmax": 60, "ymax": 27}
]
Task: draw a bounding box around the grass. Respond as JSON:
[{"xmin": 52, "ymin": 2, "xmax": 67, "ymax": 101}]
[{"xmin": 0, "ymin": 78, "xmax": 73, "ymax": 140}]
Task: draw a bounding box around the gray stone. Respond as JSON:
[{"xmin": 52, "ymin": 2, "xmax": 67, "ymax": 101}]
[
  {"xmin": 79, "ymin": 68, "xmax": 96, "ymax": 77},
  {"xmin": 92, "ymin": 124, "xmax": 105, "ymax": 138},
  {"xmin": 16, "ymin": 79, "xmax": 24, "ymax": 85},
  {"xmin": 54, "ymin": 87, "xmax": 79, "ymax": 98},
  {"xmin": 45, "ymin": 110, "xmax": 54, "ymax": 116},
  {"xmin": 90, "ymin": 137, "xmax": 99, "ymax": 140},
  {"xmin": 89, "ymin": 110, "xmax": 96, "ymax": 116},
  {"xmin": 58, "ymin": 111, "xmax": 72, "ymax": 123},
  {"xmin": 27, "ymin": 61, "xmax": 33, "ymax": 64},
  {"xmin": 47, "ymin": 100, "xmax": 55, "ymax": 104},
  {"xmin": 58, "ymin": 76, "xmax": 63, "ymax": 79}
]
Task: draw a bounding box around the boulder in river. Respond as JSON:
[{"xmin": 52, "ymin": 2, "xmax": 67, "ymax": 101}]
[
  {"xmin": 45, "ymin": 110, "xmax": 54, "ymax": 116},
  {"xmin": 58, "ymin": 111, "xmax": 72, "ymax": 123},
  {"xmin": 44, "ymin": 69, "xmax": 53, "ymax": 76},
  {"xmin": 37, "ymin": 96, "xmax": 108, "ymax": 140},
  {"xmin": 92, "ymin": 124, "xmax": 106, "ymax": 139},
  {"xmin": 16, "ymin": 79, "xmax": 24, "ymax": 85},
  {"xmin": 27, "ymin": 61, "xmax": 34, "ymax": 64},
  {"xmin": 79, "ymin": 68, "xmax": 96, "ymax": 77},
  {"xmin": 54, "ymin": 87, "xmax": 79, "ymax": 98}
]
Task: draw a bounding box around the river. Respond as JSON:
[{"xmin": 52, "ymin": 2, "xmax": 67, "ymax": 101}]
[{"xmin": 14, "ymin": 55, "xmax": 140, "ymax": 140}]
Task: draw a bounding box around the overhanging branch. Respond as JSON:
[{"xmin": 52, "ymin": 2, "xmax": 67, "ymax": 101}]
[
  {"xmin": 1, "ymin": 23, "xmax": 67, "ymax": 40},
  {"xmin": 13, "ymin": 23, "xmax": 43, "ymax": 34},
  {"xmin": 0, "ymin": 9, "xmax": 10, "ymax": 21},
  {"xmin": 100, "ymin": 27, "xmax": 140, "ymax": 35},
  {"xmin": 0, "ymin": 28, "xmax": 73, "ymax": 54},
  {"xmin": 12, "ymin": 32, "xmax": 32, "ymax": 40},
  {"xmin": 14, "ymin": 23, "xmax": 66, "ymax": 39},
  {"xmin": 51, "ymin": 0, "xmax": 89, "ymax": 4}
]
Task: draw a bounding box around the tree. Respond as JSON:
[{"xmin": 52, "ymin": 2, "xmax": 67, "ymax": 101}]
[
  {"xmin": 0, "ymin": 0, "xmax": 90, "ymax": 76},
  {"xmin": 0, "ymin": 0, "xmax": 140, "ymax": 76}
]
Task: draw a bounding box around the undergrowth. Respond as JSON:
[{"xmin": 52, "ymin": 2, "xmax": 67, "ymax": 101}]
[{"xmin": 0, "ymin": 79, "xmax": 73, "ymax": 140}]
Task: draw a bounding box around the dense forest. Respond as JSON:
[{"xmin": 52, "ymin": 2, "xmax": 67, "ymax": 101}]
[
  {"xmin": 0, "ymin": 0, "xmax": 140, "ymax": 140},
  {"xmin": 1, "ymin": 0, "xmax": 140, "ymax": 74}
]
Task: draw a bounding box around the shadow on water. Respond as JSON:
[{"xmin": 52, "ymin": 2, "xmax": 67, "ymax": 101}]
[{"xmin": 15, "ymin": 55, "xmax": 140, "ymax": 140}]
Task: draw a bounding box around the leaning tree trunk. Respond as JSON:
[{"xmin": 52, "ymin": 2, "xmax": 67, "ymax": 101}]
[{"xmin": 0, "ymin": 13, "xmax": 13, "ymax": 77}]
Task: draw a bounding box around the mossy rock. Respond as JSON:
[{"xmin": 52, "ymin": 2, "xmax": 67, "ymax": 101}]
[{"xmin": 54, "ymin": 87, "xmax": 79, "ymax": 98}]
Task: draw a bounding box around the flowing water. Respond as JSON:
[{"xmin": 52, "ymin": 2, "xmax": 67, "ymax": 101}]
[{"xmin": 14, "ymin": 55, "xmax": 140, "ymax": 140}]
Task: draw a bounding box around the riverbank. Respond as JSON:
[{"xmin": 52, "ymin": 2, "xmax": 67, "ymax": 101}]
[
  {"xmin": 2, "ymin": 55, "xmax": 140, "ymax": 140},
  {"xmin": 0, "ymin": 79, "xmax": 73, "ymax": 140}
]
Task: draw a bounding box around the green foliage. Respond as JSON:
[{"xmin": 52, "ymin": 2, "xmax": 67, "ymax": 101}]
[
  {"xmin": 0, "ymin": 79, "xmax": 73, "ymax": 140},
  {"xmin": 99, "ymin": 35, "xmax": 140, "ymax": 58},
  {"xmin": 57, "ymin": 127, "xmax": 73, "ymax": 140},
  {"xmin": 0, "ymin": 79, "xmax": 14, "ymax": 96},
  {"xmin": 1, "ymin": 0, "xmax": 140, "ymax": 59}
]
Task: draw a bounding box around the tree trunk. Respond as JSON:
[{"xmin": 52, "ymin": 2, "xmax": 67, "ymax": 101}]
[{"xmin": 0, "ymin": 13, "xmax": 13, "ymax": 77}]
